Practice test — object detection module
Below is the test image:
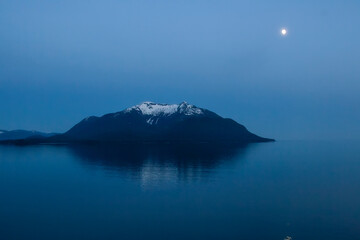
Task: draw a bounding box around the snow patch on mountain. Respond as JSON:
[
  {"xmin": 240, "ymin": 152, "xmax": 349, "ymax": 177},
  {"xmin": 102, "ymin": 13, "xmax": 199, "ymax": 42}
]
[
  {"xmin": 124, "ymin": 102, "xmax": 204, "ymax": 125},
  {"xmin": 178, "ymin": 102, "xmax": 203, "ymax": 115},
  {"xmin": 137, "ymin": 102, "xmax": 178, "ymax": 116},
  {"xmin": 126, "ymin": 102, "xmax": 203, "ymax": 117}
]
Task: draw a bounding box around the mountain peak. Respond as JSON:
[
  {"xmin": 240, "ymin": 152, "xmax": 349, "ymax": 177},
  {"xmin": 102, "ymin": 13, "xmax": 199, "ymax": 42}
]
[{"xmin": 125, "ymin": 101, "xmax": 204, "ymax": 118}]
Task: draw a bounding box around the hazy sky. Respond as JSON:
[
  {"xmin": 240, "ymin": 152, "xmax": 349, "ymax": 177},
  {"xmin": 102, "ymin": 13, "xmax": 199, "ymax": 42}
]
[{"xmin": 1, "ymin": 0, "xmax": 359, "ymax": 140}]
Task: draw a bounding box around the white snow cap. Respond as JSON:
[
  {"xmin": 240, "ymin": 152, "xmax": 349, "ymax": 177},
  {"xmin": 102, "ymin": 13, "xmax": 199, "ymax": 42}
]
[{"xmin": 125, "ymin": 101, "xmax": 203, "ymax": 117}]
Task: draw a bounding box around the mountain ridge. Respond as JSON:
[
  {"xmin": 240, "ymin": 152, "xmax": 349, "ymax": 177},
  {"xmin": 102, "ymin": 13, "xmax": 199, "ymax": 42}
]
[
  {"xmin": 0, "ymin": 129, "xmax": 57, "ymax": 141},
  {"xmin": 0, "ymin": 102, "xmax": 274, "ymax": 144}
]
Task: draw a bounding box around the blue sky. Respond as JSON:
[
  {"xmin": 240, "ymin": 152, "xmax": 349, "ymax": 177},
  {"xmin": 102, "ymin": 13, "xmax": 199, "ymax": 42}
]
[{"xmin": 0, "ymin": 0, "xmax": 359, "ymax": 140}]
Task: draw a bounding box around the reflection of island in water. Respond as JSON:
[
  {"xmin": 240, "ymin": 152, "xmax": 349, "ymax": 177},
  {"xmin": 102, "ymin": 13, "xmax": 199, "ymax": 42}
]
[{"xmin": 68, "ymin": 143, "xmax": 252, "ymax": 184}]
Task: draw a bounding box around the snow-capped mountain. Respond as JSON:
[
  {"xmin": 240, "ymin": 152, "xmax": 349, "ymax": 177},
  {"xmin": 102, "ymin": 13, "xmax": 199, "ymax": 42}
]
[
  {"xmin": 0, "ymin": 102, "xmax": 273, "ymax": 144},
  {"xmin": 57, "ymin": 101, "xmax": 273, "ymax": 143}
]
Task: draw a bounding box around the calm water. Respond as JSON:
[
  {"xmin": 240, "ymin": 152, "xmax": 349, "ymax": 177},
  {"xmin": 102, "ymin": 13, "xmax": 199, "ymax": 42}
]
[{"xmin": 0, "ymin": 141, "xmax": 360, "ymax": 240}]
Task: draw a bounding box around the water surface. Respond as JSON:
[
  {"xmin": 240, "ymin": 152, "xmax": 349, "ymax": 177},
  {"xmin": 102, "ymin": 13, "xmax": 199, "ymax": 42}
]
[{"xmin": 0, "ymin": 141, "xmax": 359, "ymax": 239}]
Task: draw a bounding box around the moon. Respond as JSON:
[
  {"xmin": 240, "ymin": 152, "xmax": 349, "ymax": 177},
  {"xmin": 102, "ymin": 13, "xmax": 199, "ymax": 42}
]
[{"xmin": 281, "ymin": 28, "xmax": 287, "ymax": 36}]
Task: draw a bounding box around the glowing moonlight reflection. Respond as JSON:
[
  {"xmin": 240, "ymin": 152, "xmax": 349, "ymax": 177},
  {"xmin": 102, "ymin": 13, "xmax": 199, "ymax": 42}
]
[{"xmin": 281, "ymin": 28, "xmax": 287, "ymax": 36}]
